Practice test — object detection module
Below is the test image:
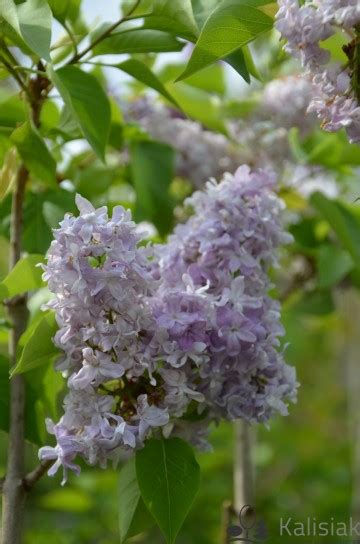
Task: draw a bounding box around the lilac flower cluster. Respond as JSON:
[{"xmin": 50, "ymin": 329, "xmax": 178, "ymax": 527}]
[
  {"xmin": 125, "ymin": 88, "xmax": 332, "ymax": 198},
  {"xmin": 39, "ymin": 167, "xmax": 297, "ymax": 484},
  {"xmin": 126, "ymin": 99, "xmax": 247, "ymax": 187},
  {"xmin": 39, "ymin": 196, "xmax": 169, "ymax": 483},
  {"xmin": 154, "ymin": 166, "xmax": 297, "ymax": 426},
  {"xmin": 227, "ymin": 74, "xmax": 318, "ymax": 176},
  {"xmin": 261, "ymin": 75, "xmax": 318, "ymax": 134},
  {"xmin": 229, "ymin": 75, "xmax": 341, "ymax": 199},
  {"xmin": 276, "ymin": 0, "xmax": 360, "ymax": 143}
]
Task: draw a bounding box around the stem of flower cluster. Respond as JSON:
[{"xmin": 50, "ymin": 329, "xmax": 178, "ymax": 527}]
[{"xmin": 233, "ymin": 420, "xmax": 255, "ymax": 511}]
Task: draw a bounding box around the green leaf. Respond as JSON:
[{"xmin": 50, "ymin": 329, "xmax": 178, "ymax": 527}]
[
  {"xmin": 0, "ymin": 18, "xmax": 33, "ymax": 55},
  {"xmin": 22, "ymin": 194, "xmax": 52, "ymax": 253},
  {"xmin": 0, "ymin": 284, "xmax": 8, "ymax": 301},
  {"xmin": 108, "ymin": 99, "xmax": 124, "ymax": 149},
  {"xmin": 165, "ymin": 82, "xmax": 227, "ymax": 133},
  {"xmin": 317, "ymin": 245, "xmax": 353, "ymax": 289},
  {"xmin": 93, "ymin": 28, "xmax": 184, "ymax": 55},
  {"xmin": 0, "ymin": 0, "xmax": 21, "ymax": 34},
  {"xmin": 0, "ymin": 148, "xmax": 17, "ymax": 202},
  {"xmin": 50, "ymin": 66, "xmax": 111, "ymax": 160},
  {"xmin": 301, "ymin": 131, "xmax": 360, "ymax": 169},
  {"xmin": 191, "ymin": 0, "xmax": 219, "ymax": 28},
  {"xmin": 115, "ymin": 59, "xmax": 179, "ymax": 108},
  {"xmin": 48, "ymin": 0, "xmax": 81, "ymax": 23},
  {"xmin": 306, "ymin": 134, "xmax": 343, "ymax": 167},
  {"xmin": 118, "ymin": 458, "xmax": 154, "ymax": 543},
  {"xmin": 241, "ymin": 44, "xmax": 262, "ymax": 80},
  {"xmin": 119, "ymin": 458, "xmax": 141, "ymax": 543},
  {"xmin": 131, "ymin": 141, "xmax": 175, "ymax": 236},
  {"xmin": 0, "ymin": 254, "xmax": 45, "ymax": 300},
  {"xmin": 143, "ymin": 0, "xmax": 199, "ymax": 40},
  {"xmin": 40, "ymin": 362, "xmax": 64, "ymax": 420},
  {"xmin": 225, "ymin": 48, "xmax": 250, "ymax": 83},
  {"xmin": 311, "ymin": 192, "xmax": 360, "ymax": 268},
  {"xmin": 1, "ymin": 0, "xmax": 53, "ymax": 60},
  {"xmin": 159, "ymin": 63, "xmax": 226, "ymax": 95},
  {"xmin": 54, "ymin": 105, "xmax": 83, "ymax": 141},
  {"xmin": 125, "ymin": 494, "xmax": 154, "ymax": 541},
  {"xmin": 136, "ymin": 438, "xmax": 200, "ymax": 544},
  {"xmin": 22, "ymin": 189, "xmax": 77, "ymax": 253},
  {"xmin": 11, "ymin": 122, "xmax": 57, "ymax": 187},
  {"xmin": 321, "ymin": 32, "xmax": 348, "ymax": 63},
  {"xmin": 0, "ymin": 134, "xmax": 12, "ymax": 167},
  {"xmin": 24, "ymin": 388, "xmax": 47, "ymax": 444},
  {"xmin": 290, "ymin": 290, "xmax": 335, "ymax": 316},
  {"xmin": 225, "ymin": 45, "xmax": 261, "ymax": 82},
  {"xmin": 12, "ymin": 311, "xmax": 59, "ymax": 375},
  {"xmin": 178, "ymin": 0, "xmax": 273, "ymax": 80},
  {"xmin": 288, "ymin": 127, "xmax": 308, "ymax": 164},
  {"xmin": 221, "ymin": 97, "xmax": 259, "ymax": 118},
  {"xmin": 74, "ymin": 165, "xmax": 118, "ymax": 199},
  {"xmin": 20, "ymin": 314, "xmax": 64, "ymax": 432},
  {"xmin": 0, "ymin": 95, "xmax": 26, "ymax": 128},
  {"xmin": 17, "ymin": 0, "xmax": 52, "ymax": 60},
  {"xmin": 15, "ymin": 310, "xmax": 64, "ymax": 443},
  {"xmin": 0, "ymin": 354, "xmax": 48, "ymax": 443},
  {"xmin": 40, "ymin": 99, "xmax": 61, "ymax": 133}
]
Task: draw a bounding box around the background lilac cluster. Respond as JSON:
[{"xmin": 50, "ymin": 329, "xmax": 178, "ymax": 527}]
[
  {"xmin": 125, "ymin": 98, "xmax": 246, "ymax": 188},
  {"xmin": 39, "ymin": 166, "xmax": 298, "ymax": 484},
  {"xmin": 276, "ymin": 0, "xmax": 360, "ymax": 144},
  {"xmin": 125, "ymin": 79, "xmax": 340, "ymax": 200}
]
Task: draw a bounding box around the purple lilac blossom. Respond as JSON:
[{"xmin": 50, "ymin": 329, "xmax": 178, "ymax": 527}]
[
  {"xmin": 126, "ymin": 93, "xmax": 334, "ymax": 197},
  {"xmin": 261, "ymin": 75, "xmax": 318, "ymax": 134},
  {"xmin": 39, "ymin": 168, "xmax": 298, "ymax": 483},
  {"xmin": 125, "ymin": 99, "xmax": 248, "ymax": 187},
  {"xmin": 39, "ymin": 195, "xmax": 169, "ymax": 482},
  {"xmin": 153, "ymin": 165, "xmax": 298, "ymax": 432},
  {"xmin": 276, "ymin": 0, "xmax": 360, "ymax": 143}
]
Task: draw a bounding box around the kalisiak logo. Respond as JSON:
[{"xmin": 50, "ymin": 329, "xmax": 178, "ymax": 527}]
[{"xmin": 227, "ymin": 505, "xmax": 267, "ymax": 542}]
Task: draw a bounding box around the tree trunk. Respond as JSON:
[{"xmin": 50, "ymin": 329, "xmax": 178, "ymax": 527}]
[{"xmin": 1, "ymin": 166, "xmax": 29, "ymax": 544}]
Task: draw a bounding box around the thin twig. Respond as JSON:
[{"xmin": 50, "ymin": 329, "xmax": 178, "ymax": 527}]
[
  {"xmin": 62, "ymin": 20, "xmax": 79, "ymax": 57},
  {"xmin": 79, "ymin": 60, "xmax": 117, "ymax": 67},
  {"xmin": 68, "ymin": 0, "xmax": 142, "ymax": 64},
  {"xmin": 0, "ymin": 41, "xmax": 18, "ymax": 67},
  {"xmin": 0, "ymin": 53, "xmax": 32, "ymax": 101},
  {"xmin": 13, "ymin": 66, "xmax": 47, "ymax": 76},
  {"xmin": 23, "ymin": 460, "xmax": 54, "ymax": 492}
]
